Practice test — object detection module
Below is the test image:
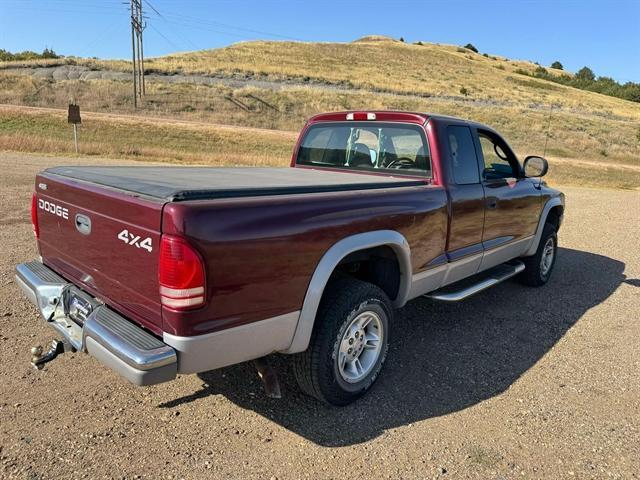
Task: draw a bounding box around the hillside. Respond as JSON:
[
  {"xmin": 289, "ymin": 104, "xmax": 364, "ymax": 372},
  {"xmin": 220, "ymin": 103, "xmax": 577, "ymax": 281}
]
[
  {"xmin": 143, "ymin": 38, "xmax": 638, "ymax": 117},
  {"xmin": 0, "ymin": 37, "xmax": 638, "ymax": 188}
]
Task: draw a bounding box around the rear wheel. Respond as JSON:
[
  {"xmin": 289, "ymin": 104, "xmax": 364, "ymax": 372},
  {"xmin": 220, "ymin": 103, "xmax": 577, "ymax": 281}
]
[
  {"xmin": 519, "ymin": 222, "xmax": 557, "ymax": 286},
  {"xmin": 292, "ymin": 277, "xmax": 392, "ymax": 406}
]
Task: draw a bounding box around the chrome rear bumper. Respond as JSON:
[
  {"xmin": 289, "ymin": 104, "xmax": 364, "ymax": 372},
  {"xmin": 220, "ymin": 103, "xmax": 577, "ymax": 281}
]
[{"xmin": 15, "ymin": 261, "xmax": 177, "ymax": 386}]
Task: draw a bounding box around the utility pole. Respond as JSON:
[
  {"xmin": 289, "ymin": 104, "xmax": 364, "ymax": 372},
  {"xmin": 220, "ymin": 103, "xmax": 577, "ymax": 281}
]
[
  {"xmin": 130, "ymin": 0, "xmax": 137, "ymax": 108},
  {"xmin": 137, "ymin": 1, "xmax": 146, "ymax": 95},
  {"xmin": 130, "ymin": 0, "xmax": 145, "ymax": 107}
]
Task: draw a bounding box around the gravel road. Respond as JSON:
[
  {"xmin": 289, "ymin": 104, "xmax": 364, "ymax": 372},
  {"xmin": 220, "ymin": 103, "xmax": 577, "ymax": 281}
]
[{"xmin": 1, "ymin": 153, "xmax": 638, "ymax": 479}]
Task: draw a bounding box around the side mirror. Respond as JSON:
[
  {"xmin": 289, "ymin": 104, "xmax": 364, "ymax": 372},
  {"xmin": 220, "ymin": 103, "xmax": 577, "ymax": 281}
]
[{"xmin": 523, "ymin": 156, "xmax": 548, "ymax": 178}]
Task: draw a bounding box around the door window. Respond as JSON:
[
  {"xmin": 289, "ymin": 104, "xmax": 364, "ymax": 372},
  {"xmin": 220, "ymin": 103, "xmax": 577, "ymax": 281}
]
[{"xmin": 479, "ymin": 133, "xmax": 517, "ymax": 180}]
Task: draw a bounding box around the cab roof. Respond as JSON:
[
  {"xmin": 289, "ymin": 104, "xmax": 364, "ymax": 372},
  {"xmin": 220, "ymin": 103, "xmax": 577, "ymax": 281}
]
[{"xmin": 307, "ymin": 110, "xmax": 493, "ymax": 132}]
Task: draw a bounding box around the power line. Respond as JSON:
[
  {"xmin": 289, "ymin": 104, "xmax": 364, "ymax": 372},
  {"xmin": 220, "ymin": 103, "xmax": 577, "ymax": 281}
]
[
  {"xmin": 143, "ymin": 0, "xmax": 201, "ymax": 50},
  {"xmin": 147, "ymin": 23, "xmax": 182, "ymax": 51},
  {"xmin": 142, "ymin": 0, "xmax": 163, "ymax": 18},
  {"xmin": 137, "ymin": 1, "xmax": 306, "ymax": 43},
  {"xmin": 78, "ymin": 21, "xmax": 128, "ymax": 57},
  {"xmin": 153, "ymin": 10, "xmax": 307, "ymax": 42},
  {"xmin": 151, "ymin": 19, "xmax": 261, "ymax": 41}
]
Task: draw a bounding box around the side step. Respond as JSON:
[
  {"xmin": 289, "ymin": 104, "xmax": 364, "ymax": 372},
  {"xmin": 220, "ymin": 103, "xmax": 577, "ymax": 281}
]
[{"xmin": 424, "ymin": 260, "xmax": 525, "ymax": 302}]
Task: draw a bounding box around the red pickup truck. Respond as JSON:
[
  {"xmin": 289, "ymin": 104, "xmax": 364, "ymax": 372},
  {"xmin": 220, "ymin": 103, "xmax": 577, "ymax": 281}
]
[{"xmin": 16, "ymin": 111, "xmax": 564, "ymax": 405}]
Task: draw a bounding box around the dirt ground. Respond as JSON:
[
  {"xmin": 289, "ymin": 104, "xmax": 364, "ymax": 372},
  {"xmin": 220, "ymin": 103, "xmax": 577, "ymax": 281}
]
[{"xmin": 0, "ymin": 152, "xmax": 638, "ymax": 479}]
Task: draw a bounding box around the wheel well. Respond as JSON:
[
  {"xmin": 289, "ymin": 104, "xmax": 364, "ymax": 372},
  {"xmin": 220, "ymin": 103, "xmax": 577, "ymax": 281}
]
[
  {"xmin": 546, "ymin": 205, "xmax": 563, "ymax": 231},
  {"xmin": 331, "ymin": 246, "xmax": 401, "ymax": 301}
]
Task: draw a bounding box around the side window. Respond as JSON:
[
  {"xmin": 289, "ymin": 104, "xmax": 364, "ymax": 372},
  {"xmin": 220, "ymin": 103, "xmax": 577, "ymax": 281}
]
[
  {"xmin": 447, "ymin": 126, "xmax": 479, "ymax": 184},
  {"xmin": 479, "ymin": 134, "xmax": 516, "ymax": 180}
]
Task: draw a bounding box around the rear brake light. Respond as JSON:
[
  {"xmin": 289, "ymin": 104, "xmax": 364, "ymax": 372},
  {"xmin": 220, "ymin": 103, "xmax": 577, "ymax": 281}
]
[
  {"xmin": 31, "ymin": 193, "xmax": 39, "ymax": 239},
  {"xmin": 346, "ymin": 112, "xmax": 376, "ymax": 121},
  {"xmin": 158, "ymin": 235, "xmax": 206, "ymax": 310}
]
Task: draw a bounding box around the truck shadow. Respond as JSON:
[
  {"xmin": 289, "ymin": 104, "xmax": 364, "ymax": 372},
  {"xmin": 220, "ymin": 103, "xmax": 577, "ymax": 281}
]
[{"xmin": 161, "ymin": 247, "xmax": 628, "ymax": 447}]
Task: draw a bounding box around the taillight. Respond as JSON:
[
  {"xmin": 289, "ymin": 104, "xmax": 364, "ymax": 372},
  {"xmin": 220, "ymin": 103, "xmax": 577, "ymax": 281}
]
[
  {"xmin": 31, "ymin": 192, "xmax": 39, "ymax": 239},
  {"xmin": 158, "ymin": 235, "xmax": 206, "ymax": 310}
]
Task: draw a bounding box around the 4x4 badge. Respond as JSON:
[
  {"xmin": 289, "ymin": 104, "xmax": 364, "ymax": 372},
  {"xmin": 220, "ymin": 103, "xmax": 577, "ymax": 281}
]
[{"xmin": 117, "ymin": 229, "xmax": 153, "ymax": 253}]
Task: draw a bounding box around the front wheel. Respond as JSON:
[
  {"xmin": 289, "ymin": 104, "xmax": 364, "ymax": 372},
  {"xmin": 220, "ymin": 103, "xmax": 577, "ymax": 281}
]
[
  {"xmin": 519, "ymin": 222, "xmax": 558, "ymax": 286},
  {"xmin": 292, "ymin": 277, "xmax": 392, "ymax": 406}
]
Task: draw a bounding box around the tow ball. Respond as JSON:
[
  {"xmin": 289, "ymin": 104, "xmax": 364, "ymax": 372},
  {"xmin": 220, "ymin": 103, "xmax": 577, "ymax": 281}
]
[{"xmin": 30, "ymin": 339, "xmax": 73, "ymax": 370}]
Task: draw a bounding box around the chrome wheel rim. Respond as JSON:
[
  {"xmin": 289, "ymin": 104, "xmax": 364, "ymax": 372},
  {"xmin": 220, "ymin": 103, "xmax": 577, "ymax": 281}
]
[
  {"xmin": 540, "ymin": 237, "xmax": 555, "ymax": 276},
  {"xmin": 337, "ymin": 310, "xmax": 383, "ymax": 383}
]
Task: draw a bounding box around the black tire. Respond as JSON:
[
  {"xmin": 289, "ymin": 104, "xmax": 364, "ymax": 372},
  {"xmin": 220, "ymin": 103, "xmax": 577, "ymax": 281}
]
[
  {"xmin": 519, "ymin": 222, "xmax": 558, "ymax": 286},
  {"xmin": 292, "ymin": 277, "xmax": 392, "ymax": 406}
]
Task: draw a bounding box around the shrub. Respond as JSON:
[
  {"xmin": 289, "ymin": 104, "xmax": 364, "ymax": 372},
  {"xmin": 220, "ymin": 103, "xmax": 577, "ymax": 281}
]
[
  {"xmin": 399, "ymin": 37, "xmax": 405, "ymax": 43},
  {"xmin": 483, "ymin": 53, "xmax": 489, "ymax": 58},
  {"xmin": 551, "ymin": 61, "xmax": 563, "ymax": 70},
  {"xmin": 42, "ymin": 47, "xmax": 59, "ymax": 59},
  {"xmin": 460, "ymin": 86, "xmax": 469, "ymax": 96},
  {"xmin": 456, "ymin": 47, "xmax": 466, "ymax": 53},
  {"xmin": 636, "ymin": 127, "xmax": 640, "ymax": 144},
  {"xmin": 576, "ymin": 66, "xmax": 596, "ymax": 82},
  {"xmin": 535, "ymin": 66, "xmax": 548, "ymax": 75},
  {"xmin": 464, "ymin": 43, "xmax": 478, "ymax": 53}
]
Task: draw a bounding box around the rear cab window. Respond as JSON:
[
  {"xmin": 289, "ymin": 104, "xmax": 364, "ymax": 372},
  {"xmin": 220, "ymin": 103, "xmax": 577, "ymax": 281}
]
[{"xmin": 296, "ymin": 122, "xmax": 431, "ymax": 177}]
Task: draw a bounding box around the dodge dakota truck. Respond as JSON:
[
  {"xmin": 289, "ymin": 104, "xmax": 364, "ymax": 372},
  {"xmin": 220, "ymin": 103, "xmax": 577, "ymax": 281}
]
[{"xmin": 16, "ymin": 111, "xmax": 564, "ymax": 405}]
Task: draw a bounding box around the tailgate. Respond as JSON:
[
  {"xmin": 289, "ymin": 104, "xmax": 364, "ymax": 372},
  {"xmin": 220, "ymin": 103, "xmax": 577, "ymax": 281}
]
[{"xmin": 35, "ymin": 172, "xmax": 165, "ymax": 334}]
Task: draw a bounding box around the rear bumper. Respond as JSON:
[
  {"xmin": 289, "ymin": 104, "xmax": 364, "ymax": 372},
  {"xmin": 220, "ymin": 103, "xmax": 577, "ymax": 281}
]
[{"xmin": 15, "ymin": 261, "xmax": 177, "ymax": 386}]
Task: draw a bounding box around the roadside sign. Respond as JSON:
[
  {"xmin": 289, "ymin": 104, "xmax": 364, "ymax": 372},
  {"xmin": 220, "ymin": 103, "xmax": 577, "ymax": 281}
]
[
  {"xmin": 68, "ymin": 104, "xmax": 81, "ymax": 124},
  {"xmin": 68, "ymin": 104, "xmax": 81, "ymax": 153}
]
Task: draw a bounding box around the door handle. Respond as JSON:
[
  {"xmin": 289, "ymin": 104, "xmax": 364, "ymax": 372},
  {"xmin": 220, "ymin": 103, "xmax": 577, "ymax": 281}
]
[{"xmin": 486, "ymin": 197, "xmax": 498, "ymax": 209}]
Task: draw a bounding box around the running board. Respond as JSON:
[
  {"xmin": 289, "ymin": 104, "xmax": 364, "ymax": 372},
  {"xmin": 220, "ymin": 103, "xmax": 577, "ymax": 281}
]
[{"xmin": 424, "ymin": 260, "xmax": 525, "ymax": 302}]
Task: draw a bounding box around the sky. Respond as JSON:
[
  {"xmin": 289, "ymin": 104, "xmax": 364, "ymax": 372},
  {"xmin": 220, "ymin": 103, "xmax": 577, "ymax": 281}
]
[{"xmin": 1, "ymin": 0, "xmax": 639, "ymax": 83}]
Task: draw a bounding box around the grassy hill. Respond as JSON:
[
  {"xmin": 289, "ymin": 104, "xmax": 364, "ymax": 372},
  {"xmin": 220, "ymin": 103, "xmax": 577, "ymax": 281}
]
[
  {"xmin": 141, "ymin": 38, "xmax": 638, "ymax": 116},
  {"xmin": 0, "ymin": 37, "xmax": 638, "ymax": 188}
]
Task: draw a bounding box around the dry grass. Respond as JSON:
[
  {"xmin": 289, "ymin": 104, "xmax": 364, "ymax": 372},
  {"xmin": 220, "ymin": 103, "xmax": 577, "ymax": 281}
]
[
  {"xmin": 0, "ymin": 106, "xmax": 638, "ymax": 190},
  {"xmin": 0, "ymin": 106, "xmax": 294, "ymax": 166},
  {"xmin": 1, "ymin": 73, "xmax": 638, "ymax": 169},
  {"xmin": 0, "ymin": 37, "xmax": 638, "ymax": 189},
  {"xmin": 204, "ymin": 39, "xmax": 633, "ymax": 119},
  {"xmin": 3, "ymin": 38, "xmax": 637, "ymax": 120}
]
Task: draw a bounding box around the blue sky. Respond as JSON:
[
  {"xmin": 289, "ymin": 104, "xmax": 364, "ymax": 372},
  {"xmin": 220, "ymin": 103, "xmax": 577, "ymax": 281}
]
[{"xmin": 1, "ymin": 0, "xmax": 639, "ymax": 82}]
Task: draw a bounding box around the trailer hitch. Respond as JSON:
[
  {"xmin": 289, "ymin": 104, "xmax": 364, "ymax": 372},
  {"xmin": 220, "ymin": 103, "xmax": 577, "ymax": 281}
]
[{"xmin": 30, "ymin": 339, "xmax": 73, "ymax": 370}]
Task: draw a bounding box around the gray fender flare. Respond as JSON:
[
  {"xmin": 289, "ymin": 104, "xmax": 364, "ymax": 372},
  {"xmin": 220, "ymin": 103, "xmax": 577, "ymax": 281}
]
[
  {"xmin": 524, "ymin": 196, "xmax": 564, "ymax": 257},
  {"xmin": 283, "ymin": 230, "xmax": 412, "ymax": 354}
]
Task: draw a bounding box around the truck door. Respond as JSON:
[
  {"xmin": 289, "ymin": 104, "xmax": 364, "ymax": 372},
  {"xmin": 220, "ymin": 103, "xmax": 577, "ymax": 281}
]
[
  {"xmin": 473, "ymin": 128, "xmax": 542, "ymax": 271},
  {"xmin": 442, "ymin": 125, "xmax": 485, "ymax": 285}
]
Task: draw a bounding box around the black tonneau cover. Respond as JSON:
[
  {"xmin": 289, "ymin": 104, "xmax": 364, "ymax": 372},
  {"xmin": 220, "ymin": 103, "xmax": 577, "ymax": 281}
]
[{"xmin": 45, "ymin": 166, "xmax": 424, "ymax": 201}]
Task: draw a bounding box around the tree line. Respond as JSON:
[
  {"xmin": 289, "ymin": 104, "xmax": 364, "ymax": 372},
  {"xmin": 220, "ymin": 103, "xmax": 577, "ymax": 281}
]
[
  {"xmin": 524, "ymin": 63, "xmax": 640, "ymax": 103},
  {"xmin": 0, "ymin": 48, "xmax": 60, "ymax": 61}
]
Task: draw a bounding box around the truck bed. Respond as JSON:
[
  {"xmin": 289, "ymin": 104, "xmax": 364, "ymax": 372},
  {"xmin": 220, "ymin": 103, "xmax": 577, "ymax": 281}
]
[{"xmin": 44, "ymin": 166, "xmax": 424, "ymax": 201}]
